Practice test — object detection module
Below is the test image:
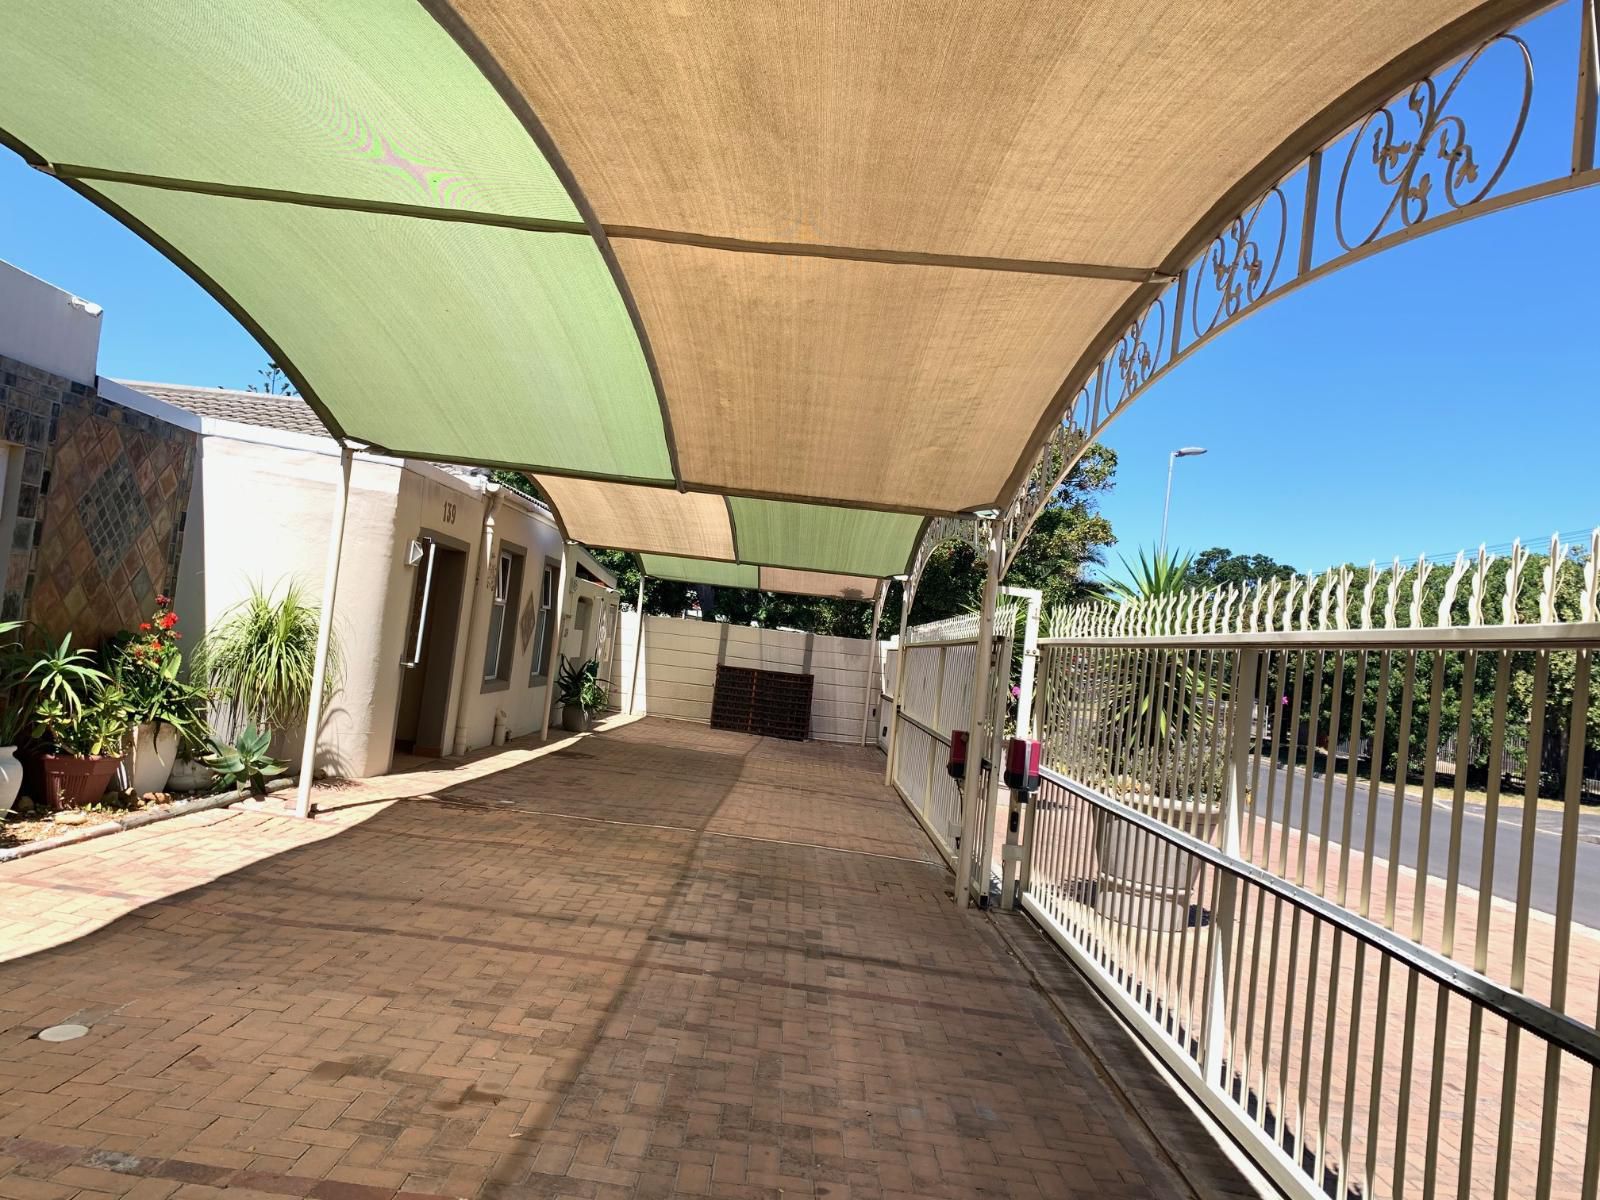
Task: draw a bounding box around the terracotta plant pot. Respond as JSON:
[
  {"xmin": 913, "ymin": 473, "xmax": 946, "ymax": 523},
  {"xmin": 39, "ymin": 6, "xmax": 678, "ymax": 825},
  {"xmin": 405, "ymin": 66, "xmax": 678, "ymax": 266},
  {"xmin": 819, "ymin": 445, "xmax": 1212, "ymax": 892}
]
[{"xmin": 39, "ymin": 753, "xmax": 122, "ymax": 811}]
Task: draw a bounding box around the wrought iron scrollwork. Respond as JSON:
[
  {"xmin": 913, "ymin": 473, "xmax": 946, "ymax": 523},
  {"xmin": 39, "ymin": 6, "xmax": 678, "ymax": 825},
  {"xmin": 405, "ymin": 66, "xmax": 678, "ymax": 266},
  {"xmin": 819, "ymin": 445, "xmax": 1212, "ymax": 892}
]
[
  {"xmin": 1102, "ymin": 294, "xmax": 1168, "ymax": 415},
  {"xmin": 1335, "ymin": 33, "xmax": 1532, "ymax": 251},
  {"xmin": 1190, "ymin": 187, "xmax": 1287, "ymax": 341}
]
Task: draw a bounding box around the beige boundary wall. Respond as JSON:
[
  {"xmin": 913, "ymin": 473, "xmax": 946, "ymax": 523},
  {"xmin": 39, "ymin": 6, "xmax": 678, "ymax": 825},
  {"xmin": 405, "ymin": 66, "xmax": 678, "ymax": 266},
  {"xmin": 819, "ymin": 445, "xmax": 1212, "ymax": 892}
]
[{"xmin": 616, "ymin": 612, "xmax": 884, "ymax": 745}]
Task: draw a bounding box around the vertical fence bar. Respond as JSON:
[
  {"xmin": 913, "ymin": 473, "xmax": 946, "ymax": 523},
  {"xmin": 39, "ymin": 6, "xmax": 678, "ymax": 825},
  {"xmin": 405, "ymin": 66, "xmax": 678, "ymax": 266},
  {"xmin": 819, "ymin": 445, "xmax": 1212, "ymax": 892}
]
[
  {"xmin": 1537, "ymin": 648, "xmax": 1593, "ymax": 1197},
  {"xmin": 885, "ymin": 582, "xmax": 912, "ymax": 786}
]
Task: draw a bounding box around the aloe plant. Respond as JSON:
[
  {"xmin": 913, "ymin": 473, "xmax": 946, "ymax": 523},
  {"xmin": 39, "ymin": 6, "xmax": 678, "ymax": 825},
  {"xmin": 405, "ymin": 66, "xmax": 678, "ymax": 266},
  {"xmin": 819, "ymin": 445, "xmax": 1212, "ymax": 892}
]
[
  {"xmin": 556, "ymin": 657, "xmax": 609, "ymax": 714},
  {"xmin": 201, "ymin": 726, "xmax": 287, "ymax": 796}
]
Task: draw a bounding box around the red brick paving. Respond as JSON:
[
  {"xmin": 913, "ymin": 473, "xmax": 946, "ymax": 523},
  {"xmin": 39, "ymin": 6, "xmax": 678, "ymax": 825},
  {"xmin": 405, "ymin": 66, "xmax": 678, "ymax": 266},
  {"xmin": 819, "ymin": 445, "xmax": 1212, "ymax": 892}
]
[{"xmin": 0, "ymin": 717, "xmax": 1252, "ymax": 1199}]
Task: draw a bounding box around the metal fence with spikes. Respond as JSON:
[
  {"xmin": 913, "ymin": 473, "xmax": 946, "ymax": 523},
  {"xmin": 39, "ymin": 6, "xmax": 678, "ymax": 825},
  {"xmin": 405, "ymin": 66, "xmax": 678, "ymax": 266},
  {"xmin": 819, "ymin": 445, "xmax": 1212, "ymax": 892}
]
[{"xmin": 1022, "ymin": 533, "xmax": 1600, "ymax": 1200}]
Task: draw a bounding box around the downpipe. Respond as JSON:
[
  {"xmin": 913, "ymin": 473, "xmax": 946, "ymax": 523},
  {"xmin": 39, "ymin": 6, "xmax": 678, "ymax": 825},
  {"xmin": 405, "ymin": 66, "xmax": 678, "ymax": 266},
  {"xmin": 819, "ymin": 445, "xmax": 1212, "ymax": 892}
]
[{"xmin": 451, "ymin": 483, "xmax": 501, "ymax": 756}]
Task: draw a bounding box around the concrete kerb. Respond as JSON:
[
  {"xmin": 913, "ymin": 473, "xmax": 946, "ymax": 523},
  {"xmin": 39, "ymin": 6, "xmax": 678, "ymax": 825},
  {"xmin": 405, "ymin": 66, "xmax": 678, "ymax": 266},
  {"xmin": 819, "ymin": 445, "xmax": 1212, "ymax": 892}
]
[{"xmin": 0, "ymin": 776, "xmax": 297, "ymax": 864}]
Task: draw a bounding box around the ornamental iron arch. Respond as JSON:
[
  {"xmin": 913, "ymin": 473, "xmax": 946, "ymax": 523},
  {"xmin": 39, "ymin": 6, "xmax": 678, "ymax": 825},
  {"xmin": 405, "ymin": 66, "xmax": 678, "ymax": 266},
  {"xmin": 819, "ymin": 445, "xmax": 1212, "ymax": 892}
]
[{"xmin": 910, "ymin": 0, "xmax": 1599, "ymax": 602}]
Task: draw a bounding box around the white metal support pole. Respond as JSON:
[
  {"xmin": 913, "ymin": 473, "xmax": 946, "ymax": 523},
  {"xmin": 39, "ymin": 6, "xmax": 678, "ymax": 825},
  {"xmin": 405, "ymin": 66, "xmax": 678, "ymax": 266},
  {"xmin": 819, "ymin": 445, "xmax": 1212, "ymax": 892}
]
[
  {"xmin": 628, "ymin": 574, "xmax": 646, "ymax": 716},
  {"xmin": 1204, "ymin": 648, "xmax": 1261, "ymax": 1081},
  {"xmin": 294, "ymin": 444, "xmax": 353, "ymax": 819},
  {"xmin": 861, "ymin": 582, "xmax": 887, "ymax": 746},
  {"xmin": 884, "ymin": 580, "xmax": 912, "ymax": 785},
  {"xmin": 954, "ymin": 523, "xmax": 1003, "ymax": 907},
  {"xmin": 1001, "ymin": 586, "xmax": 1042, "ymax": 738},
  {"xmin": 540, "ymin": 541, "xmax": 572, "ymax": 741},
  {"xmin": 1000, "ymin": 784, "xmax": 1026, "ymax": 911}
]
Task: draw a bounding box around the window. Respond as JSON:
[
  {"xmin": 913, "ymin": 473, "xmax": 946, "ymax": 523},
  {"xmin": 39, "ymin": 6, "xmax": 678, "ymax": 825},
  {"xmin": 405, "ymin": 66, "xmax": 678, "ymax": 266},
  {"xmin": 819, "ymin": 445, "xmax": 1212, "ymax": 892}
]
[
  {"xmin": 481, "ymin": 546, "xmax": 524, "ymax": 686},
  {"xmin": 529, "ymin": 561, "xmax": 558, "ymax": 683}
]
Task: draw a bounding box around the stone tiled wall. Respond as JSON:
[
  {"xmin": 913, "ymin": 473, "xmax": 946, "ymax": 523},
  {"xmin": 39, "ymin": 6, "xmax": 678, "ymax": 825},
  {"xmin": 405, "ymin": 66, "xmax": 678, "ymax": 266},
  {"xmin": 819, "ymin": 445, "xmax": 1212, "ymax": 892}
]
[{"xmin": 0, "ymin": 353, "xmax": 196, "ymax": 643}]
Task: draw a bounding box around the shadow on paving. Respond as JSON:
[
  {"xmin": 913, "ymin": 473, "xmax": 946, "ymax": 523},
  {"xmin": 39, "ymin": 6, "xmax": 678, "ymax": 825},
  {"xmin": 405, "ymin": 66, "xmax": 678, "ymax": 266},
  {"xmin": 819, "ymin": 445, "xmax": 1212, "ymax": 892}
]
[{"xmin": 0, "ymin": 718, "xmax": 1253, "ymax": 1200}]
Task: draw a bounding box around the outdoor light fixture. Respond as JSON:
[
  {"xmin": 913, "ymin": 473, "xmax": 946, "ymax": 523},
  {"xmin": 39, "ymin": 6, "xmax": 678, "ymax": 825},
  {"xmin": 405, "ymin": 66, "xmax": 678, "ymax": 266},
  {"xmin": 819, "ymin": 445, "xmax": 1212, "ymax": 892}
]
[
  {"xmin": 966, "ymin": 507, "xmax": 1002, "ymax": 520},
  {"xmin": 1159, "ymin": 446, "xmax": 1208, "ymax": 558}
]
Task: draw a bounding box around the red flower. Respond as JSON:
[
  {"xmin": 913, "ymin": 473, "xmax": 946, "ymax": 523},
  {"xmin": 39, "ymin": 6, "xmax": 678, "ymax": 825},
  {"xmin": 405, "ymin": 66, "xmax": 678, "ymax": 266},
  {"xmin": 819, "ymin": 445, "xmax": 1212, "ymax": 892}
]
[
  {"xmin": 158, "ymin": 611, "xmax": 178, "ymax": 630},
  {"xmin": 132, "ymin": 646, "xmax": 144, "ymax": 657},
  {"xmin": 138, "ymin": 622, "xmax": 152, "ymax": 632},
  {"xmin": 156, "ymin": 595, "xmax": 171, "ymax": 607}
]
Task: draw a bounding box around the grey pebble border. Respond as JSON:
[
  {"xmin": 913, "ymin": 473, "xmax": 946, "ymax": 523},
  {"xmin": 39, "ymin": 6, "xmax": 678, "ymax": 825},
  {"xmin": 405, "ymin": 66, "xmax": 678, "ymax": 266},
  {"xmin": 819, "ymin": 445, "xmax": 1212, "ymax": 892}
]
[{"xmin": 0, "ymin": 776, "xmax": 297, "ymax": 864}]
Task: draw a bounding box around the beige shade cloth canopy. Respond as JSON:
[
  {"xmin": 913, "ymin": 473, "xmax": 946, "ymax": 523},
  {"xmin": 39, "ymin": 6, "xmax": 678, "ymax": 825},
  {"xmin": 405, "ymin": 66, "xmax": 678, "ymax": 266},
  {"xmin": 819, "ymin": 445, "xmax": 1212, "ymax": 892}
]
[
  {"xmin": 613, "ymin": 242, "xmax": 1133, "ymax": 511},
  {"xmin": 757, "ymin": 569, "xmax": 880, "ymax": 603},
  {"xmin": 0, "ymin": 0, "xmax": 1510, "ymax": 598}
]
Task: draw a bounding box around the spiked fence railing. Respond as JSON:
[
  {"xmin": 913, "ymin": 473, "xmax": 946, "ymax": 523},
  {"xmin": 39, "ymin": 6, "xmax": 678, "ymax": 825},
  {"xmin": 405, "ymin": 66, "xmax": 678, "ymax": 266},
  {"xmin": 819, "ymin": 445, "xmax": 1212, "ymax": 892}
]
[{"xmin": 1025, "ymin": 533, "xmax": 1600, "ymax": 1199}]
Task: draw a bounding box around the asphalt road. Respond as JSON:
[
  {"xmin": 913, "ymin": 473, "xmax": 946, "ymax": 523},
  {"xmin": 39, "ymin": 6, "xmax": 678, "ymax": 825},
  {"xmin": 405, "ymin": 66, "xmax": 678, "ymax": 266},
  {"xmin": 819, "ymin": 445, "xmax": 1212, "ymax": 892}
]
[{"xmin": 1247, "ymin": 758, "xmax": 1600, "ymax": 926}]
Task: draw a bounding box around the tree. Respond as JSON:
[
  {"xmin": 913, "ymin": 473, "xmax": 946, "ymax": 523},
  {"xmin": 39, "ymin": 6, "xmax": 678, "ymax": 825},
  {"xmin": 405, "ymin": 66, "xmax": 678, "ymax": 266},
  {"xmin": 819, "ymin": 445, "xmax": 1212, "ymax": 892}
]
[
  {"xmin": 883, "ymin": 443, "xmax": 1120, "ymax": 633},
  {"xmin": 1189, "ymin": 546, "xmax": 1297, "ymax": 589},
  {"xmin": 245, "ymin": 362, "xmax": 297, "ymax": 396},
  {"xmin": 490, "ymin": 470, "xmax": 543, "ymax": 503}
]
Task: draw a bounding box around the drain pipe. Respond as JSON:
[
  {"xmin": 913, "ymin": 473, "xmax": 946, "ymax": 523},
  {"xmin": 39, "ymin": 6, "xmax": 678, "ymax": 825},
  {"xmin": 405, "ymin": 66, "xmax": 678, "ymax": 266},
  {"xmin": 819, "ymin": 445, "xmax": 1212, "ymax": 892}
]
[{"xmin": 452, "ymin": 481, "xmax": 501, "ymax": 756}]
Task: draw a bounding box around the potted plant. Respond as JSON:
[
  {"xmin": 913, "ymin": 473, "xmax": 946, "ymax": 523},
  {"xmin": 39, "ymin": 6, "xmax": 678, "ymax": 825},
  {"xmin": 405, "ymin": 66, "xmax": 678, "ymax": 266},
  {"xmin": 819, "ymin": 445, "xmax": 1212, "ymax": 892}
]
[
  {"xmin": 0, "ymin": 619, "xmax": 27, "ymax": 817},
  {"xmin": 557, "ymin": 657, "xmax": 608, "ymax": 733},
  {"xmin": 111, "ymin": 596, "xmax": 210, "ymax": 794},
  {"xmin": 24, "ymin": 635, "xmax": 128, "ymax": 810}
]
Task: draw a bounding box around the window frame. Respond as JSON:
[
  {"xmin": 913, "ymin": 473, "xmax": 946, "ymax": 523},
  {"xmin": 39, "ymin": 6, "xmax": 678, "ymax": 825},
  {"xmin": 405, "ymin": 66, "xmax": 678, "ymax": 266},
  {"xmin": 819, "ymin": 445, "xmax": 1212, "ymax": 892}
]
[
  {"xmin": 480, "ymin": 540, "xmax": 526, "ymax": 691},
  {"xmin": 528, "ymin": 557, "xmax": 561, "ymax": 685}
]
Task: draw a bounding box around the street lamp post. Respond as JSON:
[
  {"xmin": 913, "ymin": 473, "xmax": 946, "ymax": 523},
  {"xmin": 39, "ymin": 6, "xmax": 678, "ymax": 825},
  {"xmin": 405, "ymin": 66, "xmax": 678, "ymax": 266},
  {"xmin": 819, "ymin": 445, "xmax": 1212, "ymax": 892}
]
[{"xmin": 1159, "ymin": 446, "xmax": 1207, "ymax": 559}]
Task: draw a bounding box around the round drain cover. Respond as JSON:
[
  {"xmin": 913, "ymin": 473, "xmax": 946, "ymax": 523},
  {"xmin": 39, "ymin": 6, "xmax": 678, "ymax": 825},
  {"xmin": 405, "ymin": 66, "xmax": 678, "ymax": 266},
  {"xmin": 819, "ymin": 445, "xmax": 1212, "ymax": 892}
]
[{"xmin": 38, "ymin": 1023, "xmax": 89, "ymax": 1042}]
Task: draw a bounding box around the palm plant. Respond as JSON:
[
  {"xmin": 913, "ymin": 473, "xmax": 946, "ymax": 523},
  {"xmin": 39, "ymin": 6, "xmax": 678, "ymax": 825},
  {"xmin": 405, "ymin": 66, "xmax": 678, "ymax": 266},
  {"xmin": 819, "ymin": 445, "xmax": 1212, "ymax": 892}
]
[{"xmin": 193, "ymin": 582, "xmax": 338, "ymax": 737}]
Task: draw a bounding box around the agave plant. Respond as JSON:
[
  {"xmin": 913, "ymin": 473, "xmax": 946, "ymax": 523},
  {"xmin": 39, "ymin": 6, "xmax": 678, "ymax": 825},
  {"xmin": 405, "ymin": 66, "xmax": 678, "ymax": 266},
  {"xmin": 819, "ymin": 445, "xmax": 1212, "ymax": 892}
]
[{"xmin": 193, "ymin": 582, "xmax": 338, "ymax": 737}]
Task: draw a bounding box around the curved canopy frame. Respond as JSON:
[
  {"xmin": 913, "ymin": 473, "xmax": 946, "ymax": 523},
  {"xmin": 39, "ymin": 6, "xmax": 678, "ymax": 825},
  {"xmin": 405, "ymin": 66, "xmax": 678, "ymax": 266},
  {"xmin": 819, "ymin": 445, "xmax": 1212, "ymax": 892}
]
[{"xmin": 0, "ymin": 0, "xmax": 1584, "ymax": 604}]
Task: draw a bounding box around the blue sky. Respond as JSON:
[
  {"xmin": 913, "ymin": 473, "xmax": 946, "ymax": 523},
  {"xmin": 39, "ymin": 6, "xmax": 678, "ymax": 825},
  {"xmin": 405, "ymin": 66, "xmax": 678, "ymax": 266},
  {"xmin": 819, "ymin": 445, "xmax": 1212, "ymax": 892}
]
[{"xmin": 0, "ymin": 1, "xmax": 1593, "ymax": 575}]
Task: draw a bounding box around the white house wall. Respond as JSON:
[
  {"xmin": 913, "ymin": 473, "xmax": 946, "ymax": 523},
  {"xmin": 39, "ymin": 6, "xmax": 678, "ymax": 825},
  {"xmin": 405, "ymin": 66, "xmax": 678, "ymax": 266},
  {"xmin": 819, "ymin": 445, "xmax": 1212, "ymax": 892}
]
[
  {"xmin": 445, "ymin": 488, "xmax": 566, "ymax": 753},
  {"xmin": 174, "ymin": 436, "xmax": 402, "ymax": 778},
  {"xmin": 617, "ymin": 613, "xmax": 881, "ymax": 745},
  {"xmin": 0, "ymin": 260, "xmax": 101, "ymax": 386}
]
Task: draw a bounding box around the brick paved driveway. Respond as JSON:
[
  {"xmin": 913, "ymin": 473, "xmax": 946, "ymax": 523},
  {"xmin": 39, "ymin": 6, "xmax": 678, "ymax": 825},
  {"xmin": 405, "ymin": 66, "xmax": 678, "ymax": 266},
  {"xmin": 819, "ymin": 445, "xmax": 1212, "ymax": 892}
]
[{"xmin": 0, "ymin": 718, "xmax": 1245, "ymax": 1200}]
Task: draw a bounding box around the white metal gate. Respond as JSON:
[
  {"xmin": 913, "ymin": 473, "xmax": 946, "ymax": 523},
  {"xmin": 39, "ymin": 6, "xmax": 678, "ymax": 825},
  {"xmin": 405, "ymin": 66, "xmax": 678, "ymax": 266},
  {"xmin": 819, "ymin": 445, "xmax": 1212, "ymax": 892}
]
[{"xmin": 886, "ymin": 606, "xmax": 1016, "ymax": 896}]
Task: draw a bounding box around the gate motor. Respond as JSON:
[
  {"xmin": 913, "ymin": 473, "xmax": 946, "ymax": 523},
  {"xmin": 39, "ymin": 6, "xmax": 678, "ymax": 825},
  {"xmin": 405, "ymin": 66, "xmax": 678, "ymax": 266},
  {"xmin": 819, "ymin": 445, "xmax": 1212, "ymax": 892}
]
[{"xmin": 1000, "ymin": 737, "xmax": 1042, "ymax": 911}]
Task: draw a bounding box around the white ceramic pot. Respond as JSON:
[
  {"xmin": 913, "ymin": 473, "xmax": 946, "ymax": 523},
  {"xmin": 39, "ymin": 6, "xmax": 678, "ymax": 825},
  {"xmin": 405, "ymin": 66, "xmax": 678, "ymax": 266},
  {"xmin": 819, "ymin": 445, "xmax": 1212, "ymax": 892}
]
[
  {"xmin": 0, "ymin": 745, "xmax": 21, "ymax": 818},
  {"xmin": 124, "ymin": 722, "xmax": 180, "ymax": 795},
  {"xmin": 167, "ymin": 755, "xmax": 216, "ymax": 793}
]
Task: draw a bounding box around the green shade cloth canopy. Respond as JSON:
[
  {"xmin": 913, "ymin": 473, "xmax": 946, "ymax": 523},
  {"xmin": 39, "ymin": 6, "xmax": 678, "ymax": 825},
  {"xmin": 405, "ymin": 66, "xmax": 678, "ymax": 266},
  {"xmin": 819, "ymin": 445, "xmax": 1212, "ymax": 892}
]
[{"xmin": 0, "ymin": 0, "xmax": 1515, "ymax": 596}]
